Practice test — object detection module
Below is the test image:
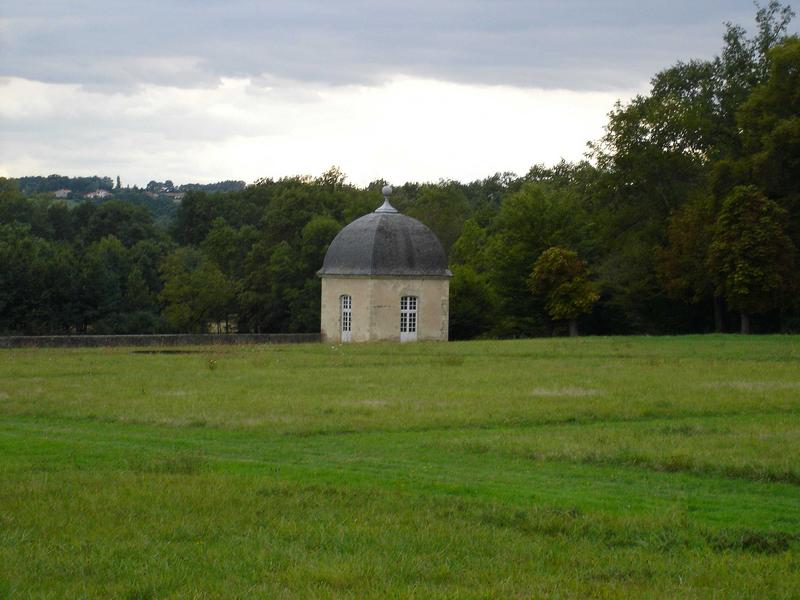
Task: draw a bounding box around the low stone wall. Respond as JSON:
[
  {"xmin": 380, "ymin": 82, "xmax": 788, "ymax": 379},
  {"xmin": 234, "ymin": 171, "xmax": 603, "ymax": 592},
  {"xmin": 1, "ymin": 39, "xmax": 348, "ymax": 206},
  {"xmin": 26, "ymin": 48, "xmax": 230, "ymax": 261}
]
[{"xmin": 0, "ymin": 333, "xmax": 321, "ymax": 348}]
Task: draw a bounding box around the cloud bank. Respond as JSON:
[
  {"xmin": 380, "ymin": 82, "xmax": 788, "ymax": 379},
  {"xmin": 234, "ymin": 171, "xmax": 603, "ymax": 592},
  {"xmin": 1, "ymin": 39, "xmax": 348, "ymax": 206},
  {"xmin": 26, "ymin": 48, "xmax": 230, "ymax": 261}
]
[
  {"xmin": 0, "ymin": 75, "xmax": 627, "ymax": 185},
  {"xmin": 2, "ymin": 1, "xmax": 761, "ymax": 92},
  {"xmin": 1, "ymin": 1, "xmax": 787, "ymax": 185}
]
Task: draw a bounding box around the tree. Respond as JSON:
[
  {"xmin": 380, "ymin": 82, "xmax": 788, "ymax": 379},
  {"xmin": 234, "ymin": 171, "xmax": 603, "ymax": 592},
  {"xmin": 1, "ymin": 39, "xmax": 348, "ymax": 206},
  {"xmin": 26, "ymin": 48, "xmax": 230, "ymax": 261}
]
[
  {"xmin": 299, "ymin": 215, "xmax": 340, "ymax": 271},
  {"xmin": 587, "ymin": 3, "xmax": 795, "ymax": 333},
  {"xmin": 193, "ymin": 260, "xmax": 237, "ymax": 332},
  {"xmin": 450, "ymin": 218, "xmax": 489, "ymax": 272},
  {"xmin": 159, "ymin": 248, "xmax": 236, "ymax": 332},
  {"xmin": 590, "ymin": 2, "xmax": 794, "ymax": 173},
  {"xmin": 449, "ymin": 265, "xmax": 495, "ymax": 340},
  {"xmin": 201, "ymin": 218, "xmax": 259, "ymax": 280},
  {"xmin": 173, "ymin": 191, "xmax": 219, "ymax": 245},
  {"xmin": 77, "ymin": 236, "xmax": 131, "ymax": 331},
  {"xmin": 528, "ymin": 247, "xmax": 599, "ymax": 337},
  {"xmin": 265, "ymin": 241, "xmax": 304, "ymax": 332},
  {"xmin": 707, "ymin": 186, "xmax": 796, "ymax": 333},
  {"xmin": 238, "ymin": 241, "xmax": 274, "ymax": 333},
  {"xmin": 406, "ymin": 182, "xmax": 470, "ymax": 255},
  {"xmin": 81, "ymin": 200, "xmax": 157, "ymax": 247},
  {"xmin": 124, "ymin": 266, "xmax": 156, "ymax": 313},
  {"xmin": 260, "ymin": 185, "xmax": 324, "ymax": 245},
  {"xmin": 656, "ymin": 192, "xmax": 723, "ymax": 331},
  {"xmin": 316, "ymin": 166, "xmax": 347, "ymax": 190},
  {"xmin": 129, "ymin": 238, "xmax": 174, "ymax": 296},
  {"xmin": 0, "ymin": 224, "xmax": 78, "ymax": 334},
  {"xmin": 483, "ymin": 183, "xmax": 595, "ymax": 336},
  {"xmin": 734, "ymin": 36, "xmax": 800, "ymax": 226}
]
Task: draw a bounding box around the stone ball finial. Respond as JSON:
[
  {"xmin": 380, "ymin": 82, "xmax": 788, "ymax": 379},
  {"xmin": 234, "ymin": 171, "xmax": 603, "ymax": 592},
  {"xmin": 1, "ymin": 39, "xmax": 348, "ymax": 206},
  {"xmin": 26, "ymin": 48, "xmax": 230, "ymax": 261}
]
[{"xmin": 375, "ymin": 184, "xmax": 397, "ymax": 213}]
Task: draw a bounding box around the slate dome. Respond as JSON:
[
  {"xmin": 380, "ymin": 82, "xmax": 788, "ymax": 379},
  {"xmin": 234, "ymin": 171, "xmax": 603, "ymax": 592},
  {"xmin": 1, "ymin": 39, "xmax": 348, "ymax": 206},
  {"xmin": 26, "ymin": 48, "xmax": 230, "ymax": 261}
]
[{"xmin": 319, "ymin": 209, "xmax": 452, "ymax": 277}]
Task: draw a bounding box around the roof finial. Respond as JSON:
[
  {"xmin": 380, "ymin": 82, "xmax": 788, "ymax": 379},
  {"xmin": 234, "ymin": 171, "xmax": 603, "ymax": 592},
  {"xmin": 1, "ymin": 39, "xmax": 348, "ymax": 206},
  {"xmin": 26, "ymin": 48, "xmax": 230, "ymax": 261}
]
[{"xmin": 375, "ymin": 184, "xmax": 398, "ymax": 213}]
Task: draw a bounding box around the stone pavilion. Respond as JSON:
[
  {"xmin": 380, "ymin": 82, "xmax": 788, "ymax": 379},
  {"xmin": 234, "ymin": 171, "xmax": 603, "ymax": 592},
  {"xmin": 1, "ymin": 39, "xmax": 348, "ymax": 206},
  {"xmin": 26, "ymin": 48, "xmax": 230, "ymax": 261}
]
[{"xmin": 318, "ymin": 186, "xmax": 452, "ymax": 343}]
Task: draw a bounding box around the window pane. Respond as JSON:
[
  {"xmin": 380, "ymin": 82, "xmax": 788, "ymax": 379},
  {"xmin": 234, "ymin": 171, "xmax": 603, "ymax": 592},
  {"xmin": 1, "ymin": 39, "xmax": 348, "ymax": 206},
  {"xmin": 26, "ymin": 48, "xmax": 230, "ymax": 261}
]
[
  {"xmin": 400, "ymin": 296, "xmax": 418, "ymax": 335},
  {"xmin": 341, "ymin": 295, "xmax": 352, "ymax": 332}
]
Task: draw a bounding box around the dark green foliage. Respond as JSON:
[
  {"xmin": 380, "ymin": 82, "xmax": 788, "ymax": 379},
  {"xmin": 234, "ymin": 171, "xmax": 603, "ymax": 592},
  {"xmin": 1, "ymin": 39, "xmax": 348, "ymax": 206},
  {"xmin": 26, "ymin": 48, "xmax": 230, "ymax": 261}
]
[
  {"xmin": 159, "ymin": 247, "xmax": 236, "ymax": 333},
  {"xmin": 449, "ymin": 219, "xmax": 488, "ymax": 271},
  {"xmin": 172, "ymin": 191, "xmax": 220, "ymax": 245},
  {"xmin": 112, "ymin": 188, "xmax": 178, "ymax": 226},
  {"xmin": 0, "ymin": 224, "xmax": 78, "ymax": 334},
  {"xmin": 656, "ymin": 193, "xmax": 726, "ymax": 332},
  {"xmin": 405, "ymin": 182, "xmax": 470, "ymax": 254},
  {"xmin": 80, "ymin": 201, "xmax": 159, "ymax": 247},
  {"xmin": 730, "ymin": 36, "xmax": 800, "ymax": 241},
  {"xmin": 481, "ymin": 183, "xmax": 595, "ymax": 336},
  {"xmin": 201, "ymin": 219, "xmax": 259, "ymax": 280},
  {"xmin": 657, "ymin": 194, "xmax": 717, "ymax": 306},
  {"xmin": 175, "ymin": 180, "xmax": 246, "ymax": 193},
  {"xmin": 14, "ymin": 174, "xmax": 113, "ymax": 196},
  {"xmin": 449, "ymin": 265, "xmax": 495, "ymax": 340},
  {"xmin": 529, "ymin": 247, "xmax": 599, "ymax": 335},
  {"xmin": 0, "ymin": 179, "xmax": 170, "ymax": 334},
  {"xmin": 708, "ymin": 186, "xmax": 796, "ymax": 331},
  {"xmin": 583, "ymin": 3, "xmax": 796, "ymax": 333}
]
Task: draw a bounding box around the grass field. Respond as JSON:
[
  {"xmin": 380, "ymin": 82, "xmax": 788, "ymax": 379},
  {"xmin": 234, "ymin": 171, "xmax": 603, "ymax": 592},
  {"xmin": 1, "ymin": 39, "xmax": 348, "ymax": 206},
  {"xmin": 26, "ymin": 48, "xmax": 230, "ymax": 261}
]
[{"xmin": 1, "ymin": 336, "xmax": 799, "ymax": 598}]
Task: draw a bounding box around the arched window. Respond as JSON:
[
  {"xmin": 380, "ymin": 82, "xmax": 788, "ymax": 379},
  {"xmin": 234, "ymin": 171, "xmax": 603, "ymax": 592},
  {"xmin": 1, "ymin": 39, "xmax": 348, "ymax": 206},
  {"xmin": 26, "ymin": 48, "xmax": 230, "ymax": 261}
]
[
  {"xmin": 340, "ymin": 295, "xmax": 352, "ymax": 343},
  {"xmin": 400, "ymin": 296, "xmax": 417, "ymax": 342}
]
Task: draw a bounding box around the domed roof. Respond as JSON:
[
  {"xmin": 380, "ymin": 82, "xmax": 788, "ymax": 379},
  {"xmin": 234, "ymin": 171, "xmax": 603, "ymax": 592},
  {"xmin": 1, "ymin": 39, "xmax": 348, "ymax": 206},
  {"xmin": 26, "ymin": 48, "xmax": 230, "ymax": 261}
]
[{"xmin": 319, "ymin": 192, "xmax": 451, "ymax": 278}]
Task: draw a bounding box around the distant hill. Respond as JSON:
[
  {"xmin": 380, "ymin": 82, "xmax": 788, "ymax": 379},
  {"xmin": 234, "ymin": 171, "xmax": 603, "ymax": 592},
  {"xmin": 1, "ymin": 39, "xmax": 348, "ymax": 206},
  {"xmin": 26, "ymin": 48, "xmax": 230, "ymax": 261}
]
[
  {"xmin": 15, "ymin": 175, "xmax": 114, "ymax": 196},
  {"xmin": 11, "ymin": 175, "xmax": 247, "ymax": 226}
]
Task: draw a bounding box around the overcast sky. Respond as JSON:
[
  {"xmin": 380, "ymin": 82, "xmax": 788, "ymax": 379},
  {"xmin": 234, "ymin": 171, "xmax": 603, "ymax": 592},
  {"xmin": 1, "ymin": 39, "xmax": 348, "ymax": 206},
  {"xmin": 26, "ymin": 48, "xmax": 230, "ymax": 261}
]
[{"xmin": 0, "ymin": 1, "xmax": 787, "ymax": 186}]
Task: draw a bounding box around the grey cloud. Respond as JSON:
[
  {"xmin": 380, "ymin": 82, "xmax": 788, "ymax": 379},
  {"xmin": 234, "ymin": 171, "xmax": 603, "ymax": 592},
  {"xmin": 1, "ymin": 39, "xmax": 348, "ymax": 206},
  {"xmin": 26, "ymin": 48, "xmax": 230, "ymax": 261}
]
[
  {"xmin": 0, "ymin": 0, "xmax": 783, "ymax": 92},
  {"xmin": 0, "ymin": 98, "xmax": 282, "ymax": 182}
]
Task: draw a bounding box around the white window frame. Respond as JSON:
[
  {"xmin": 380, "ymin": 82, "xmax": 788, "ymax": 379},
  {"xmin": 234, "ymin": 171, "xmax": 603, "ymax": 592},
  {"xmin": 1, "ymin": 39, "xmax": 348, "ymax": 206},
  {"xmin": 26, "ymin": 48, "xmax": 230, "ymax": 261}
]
[
  {"xmin": 340, "ymin": 295, "xmax": 352, "ymax": 343},
  {"xmin": 400, "ymin": 295, "xmax": 418, "ymax": 342}
]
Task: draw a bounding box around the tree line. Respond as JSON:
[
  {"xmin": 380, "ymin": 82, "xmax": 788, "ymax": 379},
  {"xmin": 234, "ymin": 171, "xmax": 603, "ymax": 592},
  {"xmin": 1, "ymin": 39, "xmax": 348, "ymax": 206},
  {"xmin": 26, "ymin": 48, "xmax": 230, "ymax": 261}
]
[
  {"xmin": 17, "ymin": 175, "xmax": 246, "ymax": 197},
  {"xmin": 1, "ymin": 3, "xmax": 798, "ymax": 337},
  {"xmin": 15, "ymin": 175, "xmax": 115, "ymax": 197}
]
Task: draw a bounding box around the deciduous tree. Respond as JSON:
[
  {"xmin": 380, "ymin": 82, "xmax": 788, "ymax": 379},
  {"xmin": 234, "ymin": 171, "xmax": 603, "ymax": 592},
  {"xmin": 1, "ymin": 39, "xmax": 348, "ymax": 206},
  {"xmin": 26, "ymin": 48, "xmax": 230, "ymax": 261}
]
[
  {"xmin": 528, "ymin": 247, "xmax": 599, "ymax": 337},
  {"xmin": 707, "ymin": 186, "xmax": 796, "ymax": 333}
]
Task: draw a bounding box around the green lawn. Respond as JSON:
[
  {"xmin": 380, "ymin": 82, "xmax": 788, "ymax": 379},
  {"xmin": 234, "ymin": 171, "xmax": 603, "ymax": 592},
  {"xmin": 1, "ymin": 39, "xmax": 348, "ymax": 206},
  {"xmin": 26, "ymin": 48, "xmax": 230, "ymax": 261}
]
[{"xmin": 1, "ymin": 336, "xmax": 799, "ymax": 598}]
